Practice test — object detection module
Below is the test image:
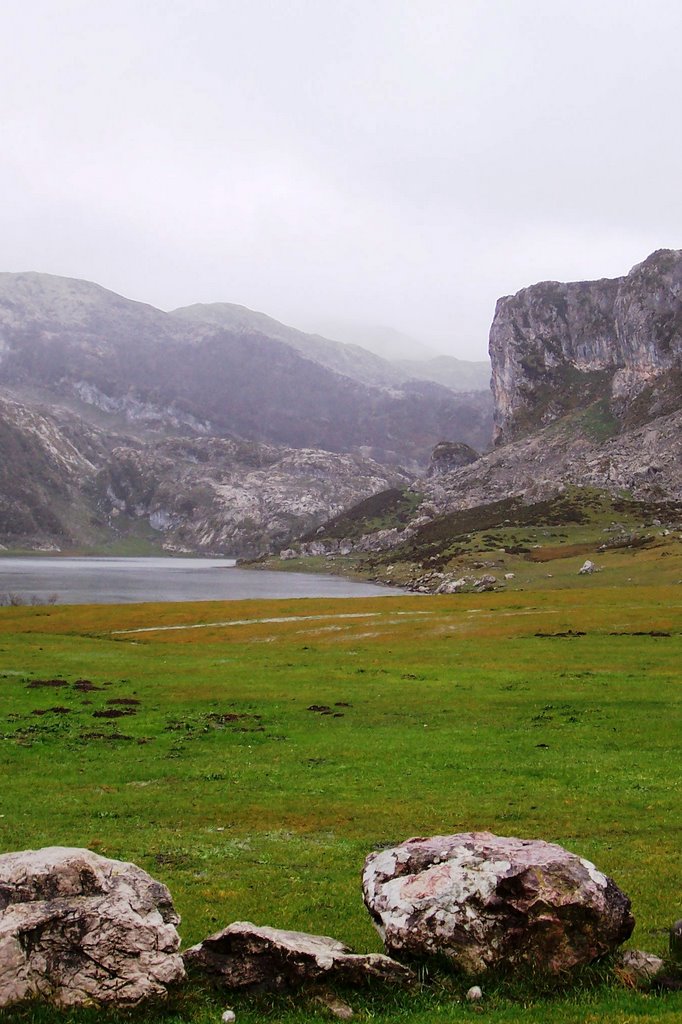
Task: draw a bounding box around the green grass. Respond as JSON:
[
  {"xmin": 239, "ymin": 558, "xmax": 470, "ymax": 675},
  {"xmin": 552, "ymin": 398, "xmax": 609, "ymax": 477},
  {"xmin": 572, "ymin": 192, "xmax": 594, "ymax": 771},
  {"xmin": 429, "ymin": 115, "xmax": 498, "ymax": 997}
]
[
  {"xmin": 252, "ymin": 488, "xmax": 682, "ymax": 595},
  {"xmin": 0, "ymin": 584, "xmax": 681, "ymax": 1022},
  {"xmin": 299, "ymin": 487, "xmax": 424, "ymax": 543}
]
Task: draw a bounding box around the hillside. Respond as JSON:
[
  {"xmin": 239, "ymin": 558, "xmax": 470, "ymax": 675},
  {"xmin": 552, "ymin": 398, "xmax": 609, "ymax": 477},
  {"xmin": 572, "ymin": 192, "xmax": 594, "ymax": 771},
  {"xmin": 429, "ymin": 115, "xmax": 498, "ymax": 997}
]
[{"xmin": 0, "ymin": 392, "xmax": 410, "ymax": 556}]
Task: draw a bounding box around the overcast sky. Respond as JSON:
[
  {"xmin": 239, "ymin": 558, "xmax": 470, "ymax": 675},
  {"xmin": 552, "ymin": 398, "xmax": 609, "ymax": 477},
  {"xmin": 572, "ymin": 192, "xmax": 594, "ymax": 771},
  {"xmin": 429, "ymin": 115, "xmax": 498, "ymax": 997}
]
[{"xmin": 2, "ymin": 1, "xmax": 681, "ymax": 359}]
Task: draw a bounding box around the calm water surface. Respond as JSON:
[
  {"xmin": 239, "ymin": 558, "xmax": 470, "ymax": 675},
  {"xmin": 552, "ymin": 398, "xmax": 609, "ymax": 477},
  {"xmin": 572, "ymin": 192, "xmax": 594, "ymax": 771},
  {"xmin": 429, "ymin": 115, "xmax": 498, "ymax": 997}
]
[{"xmin": 0, "ymin": 557, "xmax": 395, "ymax": 605}]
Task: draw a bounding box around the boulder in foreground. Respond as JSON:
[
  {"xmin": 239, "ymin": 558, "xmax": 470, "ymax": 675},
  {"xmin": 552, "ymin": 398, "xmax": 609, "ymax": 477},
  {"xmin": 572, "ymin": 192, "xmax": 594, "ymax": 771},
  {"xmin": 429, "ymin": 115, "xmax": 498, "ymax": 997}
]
[
  {"xmin": 184, "ymin": 921, "xmax": 415, "ymax": 990},
  {"xmin": 362, "ymin": 832, "xmax": 634, "ymax": 974},
  {"xmin": 0, "ymin": 846, "xmax": 184, "ymax": 1007}
]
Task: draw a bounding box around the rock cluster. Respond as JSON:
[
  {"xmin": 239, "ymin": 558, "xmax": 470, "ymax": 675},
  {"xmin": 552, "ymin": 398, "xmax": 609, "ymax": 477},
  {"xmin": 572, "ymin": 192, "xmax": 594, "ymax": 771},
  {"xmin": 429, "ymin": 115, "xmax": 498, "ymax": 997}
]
[{"xmin": 1, "ymin": 835, "xmax": 668, "ymax": 1011}]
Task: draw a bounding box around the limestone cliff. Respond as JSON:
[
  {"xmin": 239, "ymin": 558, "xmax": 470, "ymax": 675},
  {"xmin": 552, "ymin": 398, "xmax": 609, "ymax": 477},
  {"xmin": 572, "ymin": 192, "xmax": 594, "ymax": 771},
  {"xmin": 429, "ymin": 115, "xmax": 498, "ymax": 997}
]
[{"xmin": 490, "ymin": 249, "xmax": 682, "ymax": 443}]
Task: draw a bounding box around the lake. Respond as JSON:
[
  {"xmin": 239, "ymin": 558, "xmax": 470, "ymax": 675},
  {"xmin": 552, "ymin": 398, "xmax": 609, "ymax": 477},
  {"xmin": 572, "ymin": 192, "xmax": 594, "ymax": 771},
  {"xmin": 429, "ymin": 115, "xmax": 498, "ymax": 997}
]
[{"xmin": 0, "ymin": 556, "xmax": 396, "ymax": 605}]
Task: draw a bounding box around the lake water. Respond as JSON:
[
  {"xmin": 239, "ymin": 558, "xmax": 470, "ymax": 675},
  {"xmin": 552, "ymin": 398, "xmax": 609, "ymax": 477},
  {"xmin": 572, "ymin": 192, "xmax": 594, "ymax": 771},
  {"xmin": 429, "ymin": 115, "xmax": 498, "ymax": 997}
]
[{"xmin": 0, "ymin": 557, "xmax": 396, "ymax": 605}]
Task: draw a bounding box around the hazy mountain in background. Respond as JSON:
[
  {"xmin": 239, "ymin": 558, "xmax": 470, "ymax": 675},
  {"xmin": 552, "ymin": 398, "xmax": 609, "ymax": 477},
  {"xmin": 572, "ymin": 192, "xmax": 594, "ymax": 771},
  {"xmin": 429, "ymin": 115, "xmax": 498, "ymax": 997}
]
[
  {"xmin": 0, "ymin": 271, "xmax": 493, "ymax": 553},
  {"xmin": 172, "ymin": 303, "xmax": 407, "ymax": 389},
  {"xmin": 0, "ymin": 272, "xmax": 492, "ymax": 467},
  {"xmin": 393, "ymin": 355, "xmax": 491, "ymax": 392},
  {"xmin": 305, "ymin": 319, "xmax": 441, "ymax": 361},
  {"xmin": 304, "ymin": 317, "xmax": 491, "ymax": 392},
  {"xmin": 173, "ymin": 303, "xmax": 491, "ymax": 393}
]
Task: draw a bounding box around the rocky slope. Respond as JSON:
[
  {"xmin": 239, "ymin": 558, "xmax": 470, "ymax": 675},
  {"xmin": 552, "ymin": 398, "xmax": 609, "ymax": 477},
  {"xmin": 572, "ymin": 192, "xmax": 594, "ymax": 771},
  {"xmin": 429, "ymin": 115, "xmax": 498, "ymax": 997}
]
[
  {"xmin": 0, "ymin": 391, "xmax": 408, "ymax": 555},
  {"xmin": 0, "ymin": 273, "xmax": 492, "ymax": 468},
  {"xmin": 98, "ymin": 437, "xmax": 409, "ymax": 557},
  {"xmin": 490, "ymin": 249, "xmax": 682, "ymax": 443},
  {"xmin": 0, "ymin": 393, "xmax": 117, "ymax": 550}
]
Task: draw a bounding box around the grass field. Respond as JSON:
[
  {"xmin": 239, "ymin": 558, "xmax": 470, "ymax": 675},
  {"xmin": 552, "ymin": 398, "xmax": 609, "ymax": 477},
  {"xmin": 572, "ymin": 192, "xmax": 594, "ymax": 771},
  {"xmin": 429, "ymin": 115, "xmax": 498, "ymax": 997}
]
[{"xmin": 1, "ymin": 582, "xmax": 681, "ymax": 1023}]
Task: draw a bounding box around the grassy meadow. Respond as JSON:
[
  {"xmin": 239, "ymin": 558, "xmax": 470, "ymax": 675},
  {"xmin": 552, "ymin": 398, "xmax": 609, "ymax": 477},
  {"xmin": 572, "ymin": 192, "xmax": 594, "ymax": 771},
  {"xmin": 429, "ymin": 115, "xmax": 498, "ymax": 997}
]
[{"xmin": 0, "ymin": 578, "xmax": 681, "ymax": 1022}]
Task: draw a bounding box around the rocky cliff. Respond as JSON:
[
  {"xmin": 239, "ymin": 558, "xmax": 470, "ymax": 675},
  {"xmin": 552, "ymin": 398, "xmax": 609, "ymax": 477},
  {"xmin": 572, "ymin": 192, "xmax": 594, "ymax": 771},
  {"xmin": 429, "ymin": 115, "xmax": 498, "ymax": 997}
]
[
  {"xmin": 296, "ymin": 250, "xmax": 682, "ymax": 574},
  {"xmin": 490, "ymin": 249, "xmax": 682, "ymax": 443}
]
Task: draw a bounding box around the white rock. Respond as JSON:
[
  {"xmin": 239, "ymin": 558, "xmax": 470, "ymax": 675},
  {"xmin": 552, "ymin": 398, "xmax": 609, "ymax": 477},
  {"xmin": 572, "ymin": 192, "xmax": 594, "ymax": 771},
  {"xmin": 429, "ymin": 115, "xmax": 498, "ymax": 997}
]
[
  {"xmin": 0, "ymin": 846, "xmax": 184, "ymax": 1008},
  {"xmin": 466, "ymin": 985, "xmax": 483, "ymax": 1001}
]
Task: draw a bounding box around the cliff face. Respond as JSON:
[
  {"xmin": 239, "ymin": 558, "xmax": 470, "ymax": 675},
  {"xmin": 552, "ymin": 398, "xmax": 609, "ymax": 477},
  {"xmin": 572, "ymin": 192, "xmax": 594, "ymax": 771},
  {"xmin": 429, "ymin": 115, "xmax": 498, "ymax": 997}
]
[{"xmin": 490, "ymin": 249, "xmax": 682, "ymax": 443}]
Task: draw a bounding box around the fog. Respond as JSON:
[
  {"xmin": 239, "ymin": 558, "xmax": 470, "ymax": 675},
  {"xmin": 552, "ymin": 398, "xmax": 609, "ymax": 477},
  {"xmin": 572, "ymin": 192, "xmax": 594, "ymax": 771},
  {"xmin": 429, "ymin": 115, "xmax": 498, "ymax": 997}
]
[{"xmin": 2, "ymin": 1, "xmax": 681, "ymax": 358}]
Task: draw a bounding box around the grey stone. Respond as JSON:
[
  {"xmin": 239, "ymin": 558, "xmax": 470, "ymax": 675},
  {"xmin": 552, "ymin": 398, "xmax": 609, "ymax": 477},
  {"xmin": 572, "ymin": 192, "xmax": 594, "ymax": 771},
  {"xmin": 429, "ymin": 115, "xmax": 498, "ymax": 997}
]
[
  {"xmin": 184, "ymin": 921, "xmax": 414, "ymax": 992},
  {"xmin": 615, "ymin": 950, "xmax": 665, "ymax": 988},
  {"xmin": 429, "ymin": 441, "xmax": 480, "ymax": 476},
  {"xmin": 0, "ymin": 846, "xmax": 184, "ymax": 1008},
  {"xmin": 362, "ymin": 831, "xmax": 634, "ymax": 975}
]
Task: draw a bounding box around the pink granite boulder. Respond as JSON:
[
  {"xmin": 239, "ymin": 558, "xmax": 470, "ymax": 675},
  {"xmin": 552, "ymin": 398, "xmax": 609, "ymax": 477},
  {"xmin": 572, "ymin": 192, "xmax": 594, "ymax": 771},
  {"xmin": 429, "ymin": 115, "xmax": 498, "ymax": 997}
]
[{"xmin": 362, "ymin": 831, "xmax": 634, "ymax": 974}]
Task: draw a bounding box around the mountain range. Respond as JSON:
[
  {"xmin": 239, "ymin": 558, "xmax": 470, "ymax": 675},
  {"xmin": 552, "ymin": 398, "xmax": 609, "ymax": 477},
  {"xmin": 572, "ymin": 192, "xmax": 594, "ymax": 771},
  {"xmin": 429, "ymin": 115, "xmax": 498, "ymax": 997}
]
[{"xmin": 0, "ymin": 272, "xmax": 491, "ymax": 554}]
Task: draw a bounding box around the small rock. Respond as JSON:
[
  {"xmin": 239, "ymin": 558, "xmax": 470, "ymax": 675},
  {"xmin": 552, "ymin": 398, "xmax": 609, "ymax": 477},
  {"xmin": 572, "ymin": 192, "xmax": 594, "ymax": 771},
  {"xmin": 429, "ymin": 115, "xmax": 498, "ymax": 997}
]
[
  {"xmin": 221, "ymin": 1011, "xmax": 236, "ymax": 1023},
  {"xmin": 504, "ymin": 572, "xmax": 515, "ymax": 580},
  {"xmin": 466, "ymin": 985, "xmax": 483, "ymax": 1001},
  {"xmin": 314, "ymin": 989, "xmax": 354, "ymax": 1019},
  {"xmin": 579, "ymin": 560, "xmax": 596, "ymax": 574},
  {"xmin": 615, "ymin": 950, "xmax": 665, "ymax": 988}
]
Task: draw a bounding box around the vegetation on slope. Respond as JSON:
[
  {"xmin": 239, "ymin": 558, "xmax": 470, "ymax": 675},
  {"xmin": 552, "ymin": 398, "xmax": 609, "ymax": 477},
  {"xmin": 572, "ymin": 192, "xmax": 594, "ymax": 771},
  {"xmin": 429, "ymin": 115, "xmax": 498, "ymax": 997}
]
[
  {"xmin": 253, "ymin": 487, "xmax": 682, "ymax": 595},
  {"xmin": 300, "ymin": 487, "xmax": 423, "ymax": 542}
]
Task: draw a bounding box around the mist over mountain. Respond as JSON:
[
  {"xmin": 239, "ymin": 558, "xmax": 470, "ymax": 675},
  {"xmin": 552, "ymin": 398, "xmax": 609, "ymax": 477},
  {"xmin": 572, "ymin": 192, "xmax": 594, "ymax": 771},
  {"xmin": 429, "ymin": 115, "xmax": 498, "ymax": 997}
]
[
  {"xmin": 0, "ymin": 272, "xmax": 491, "ymax": 465},
  {"xmin": 301, "ymin": 317, "xmax": 491, "ymax": 392},
  {"xmin": 0, "ymin": 271, "xmax": 492, "ymax": 553}
]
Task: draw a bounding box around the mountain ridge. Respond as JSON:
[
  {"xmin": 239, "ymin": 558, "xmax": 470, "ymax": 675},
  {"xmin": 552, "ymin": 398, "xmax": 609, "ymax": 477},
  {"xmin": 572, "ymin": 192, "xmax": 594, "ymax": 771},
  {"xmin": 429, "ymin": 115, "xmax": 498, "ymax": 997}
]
[
  {"xmin": 0, "ymin": 271, "xmax": 491, "ymax": 553},
  {"xmin": 0, "ymin": 271, "xmax": 492, "ymax": 468}
]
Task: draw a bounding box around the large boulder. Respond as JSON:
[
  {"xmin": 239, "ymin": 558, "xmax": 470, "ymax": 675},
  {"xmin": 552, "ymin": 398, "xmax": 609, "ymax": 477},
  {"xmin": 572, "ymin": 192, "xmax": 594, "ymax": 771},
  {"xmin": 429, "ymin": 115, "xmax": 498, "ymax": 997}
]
[
  {"xmin": 184, "ymin": 921, "xmax": 414, "ymax": 991},
  {"xmin": 0, "ymin": 846, "xmax": 185, "ymax": 1007},
  {"xmin": 362, "ymin": 832, "xmax": 634, "ymax": 974}
]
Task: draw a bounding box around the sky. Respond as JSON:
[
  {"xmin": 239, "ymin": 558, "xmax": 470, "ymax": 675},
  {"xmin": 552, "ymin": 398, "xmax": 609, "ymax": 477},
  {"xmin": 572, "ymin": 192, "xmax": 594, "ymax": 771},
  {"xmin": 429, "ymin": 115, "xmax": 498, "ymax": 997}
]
[{"xmin": 1, "ymin": 1, "xmax": 681, "ymax": 360}]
